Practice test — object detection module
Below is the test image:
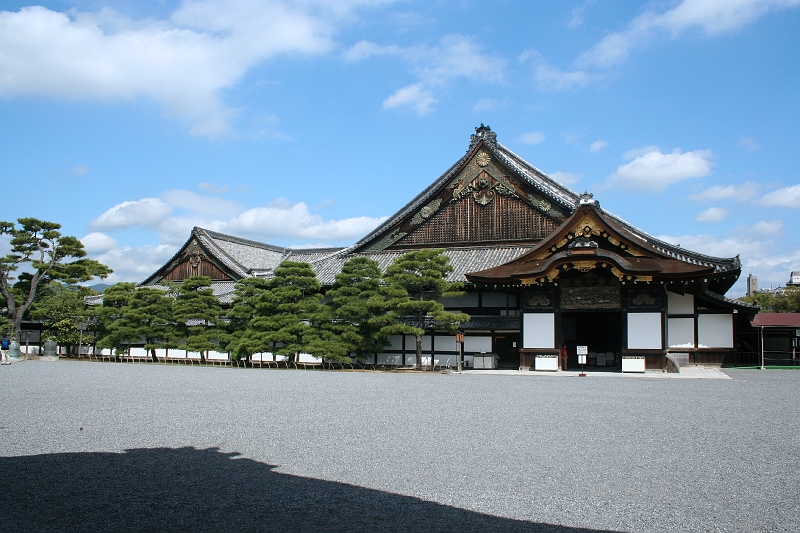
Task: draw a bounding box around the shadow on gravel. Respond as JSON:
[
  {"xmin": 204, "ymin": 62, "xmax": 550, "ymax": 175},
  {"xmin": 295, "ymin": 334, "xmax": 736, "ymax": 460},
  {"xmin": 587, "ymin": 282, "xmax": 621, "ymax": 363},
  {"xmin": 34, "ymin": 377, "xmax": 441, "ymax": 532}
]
[{"xmin": 0, "ymin": 447, "xmax": 621, "ymax": 533}]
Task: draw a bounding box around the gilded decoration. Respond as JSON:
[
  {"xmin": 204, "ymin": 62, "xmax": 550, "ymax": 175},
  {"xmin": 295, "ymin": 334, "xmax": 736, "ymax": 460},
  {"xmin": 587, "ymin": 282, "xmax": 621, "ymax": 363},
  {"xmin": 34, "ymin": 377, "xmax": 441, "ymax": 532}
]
[
  {"xmin": 450, "ymin": 169, "xmax": 518, "ymax": 207},
  {"xmin": 561, "ymin": 286, "xmax": 621, "ymax": 309},
  {"xmin": 526, "ymin": 193, "xmax": 563, "ymax": 218},
  {"xmin": 410, "ymin": 199, "xmax": 442, "ymax": 225},
  {"xmin": 189, "ymin": 248, "xmax": 202, "ymax": 268},
  {"xmin": 369, "ymin": 230, "xmax": 407, "ymax": 251},
  {"xmin": 527, "ymin": 294, "xmax": 551, "ymax": 307},
  {"xmin": 631, "ymin": 292, "xmax": 658, "ymax": 306},
  {"xmin": 475, "ymin": 151, "xmax": 491, "ymax": 167}
]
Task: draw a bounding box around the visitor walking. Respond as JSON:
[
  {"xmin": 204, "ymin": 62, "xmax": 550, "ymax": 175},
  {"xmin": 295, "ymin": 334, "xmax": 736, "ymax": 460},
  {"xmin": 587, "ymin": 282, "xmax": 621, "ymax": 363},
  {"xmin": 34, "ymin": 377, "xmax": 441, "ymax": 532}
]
[{"xmin": 1, "ymin": 336, "xmax": 10, "ymax": 365}]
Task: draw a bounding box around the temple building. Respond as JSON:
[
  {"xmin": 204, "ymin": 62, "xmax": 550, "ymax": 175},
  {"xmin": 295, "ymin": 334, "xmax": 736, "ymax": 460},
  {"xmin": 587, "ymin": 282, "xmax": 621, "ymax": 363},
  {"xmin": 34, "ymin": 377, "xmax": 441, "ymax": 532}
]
[{"xmin": 142, "ymin": 125, "xmax": 756, "ymax": 371}]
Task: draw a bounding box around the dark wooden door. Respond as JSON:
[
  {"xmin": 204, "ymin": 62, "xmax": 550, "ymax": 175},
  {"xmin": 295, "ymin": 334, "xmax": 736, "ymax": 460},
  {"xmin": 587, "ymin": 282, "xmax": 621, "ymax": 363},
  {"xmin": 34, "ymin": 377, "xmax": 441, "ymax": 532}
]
[{"xmin": 494, "ymin": 334, "xmax": 521, "ymax": 369}]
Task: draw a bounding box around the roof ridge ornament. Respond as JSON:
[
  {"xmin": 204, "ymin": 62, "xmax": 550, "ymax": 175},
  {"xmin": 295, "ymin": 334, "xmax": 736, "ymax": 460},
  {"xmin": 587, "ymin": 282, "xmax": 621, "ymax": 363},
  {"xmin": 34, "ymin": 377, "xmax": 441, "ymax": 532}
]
[
  {"xmin": 468, "ymin": 123, "xmax": 497, "ymax": 151},
  {"xmin": 579, "ymin": 191, "xmax": 598, "ymax": 206}
]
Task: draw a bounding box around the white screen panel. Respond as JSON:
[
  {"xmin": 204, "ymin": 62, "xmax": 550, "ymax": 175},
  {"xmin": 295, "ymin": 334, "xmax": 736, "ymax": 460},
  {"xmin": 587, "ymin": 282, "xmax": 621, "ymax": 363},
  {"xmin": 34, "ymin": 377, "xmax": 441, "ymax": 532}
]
[
  {"xmin": 464, "ymin": 336, "xmax": 492, "ymax": 353},
  {"xmin": 436, "ymin": 336, "xmax": 458, "ymax": 351},
  {"xmin": 627, "ymin": 313, "xmax": 662, "ymax": 349},
  {"xmin": 523, "ymin": 313, "xmax": 555, "ymax": 349},
  {"xmin": 668, "ymin": 318, "xmax": 695, "ymax": 348},
  {"xmin": 668, "ymin": 292, "xmax": 694, "ymax": 315},
  {"xmin": 698, "ymin": 314, "xmax": 733, "ymax": 348}
]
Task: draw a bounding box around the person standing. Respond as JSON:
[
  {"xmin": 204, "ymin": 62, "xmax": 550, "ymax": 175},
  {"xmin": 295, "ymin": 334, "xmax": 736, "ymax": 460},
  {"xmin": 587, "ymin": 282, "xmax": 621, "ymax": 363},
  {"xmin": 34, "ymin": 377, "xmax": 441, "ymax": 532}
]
[
  {"xmin": 1, "ymin": 336, "xmax": 10, "ymax": 365},
  {"xmin": 560, "ymin": 344, "xmax": 568, "ymax": 371}
]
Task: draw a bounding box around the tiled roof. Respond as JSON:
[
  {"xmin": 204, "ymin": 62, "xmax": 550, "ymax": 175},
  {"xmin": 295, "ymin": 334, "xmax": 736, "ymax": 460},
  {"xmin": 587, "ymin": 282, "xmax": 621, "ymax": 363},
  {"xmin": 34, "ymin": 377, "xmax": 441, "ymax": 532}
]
[{"xmin": 751, "ymin": 313, "xmax": 800, "ymax": 327}]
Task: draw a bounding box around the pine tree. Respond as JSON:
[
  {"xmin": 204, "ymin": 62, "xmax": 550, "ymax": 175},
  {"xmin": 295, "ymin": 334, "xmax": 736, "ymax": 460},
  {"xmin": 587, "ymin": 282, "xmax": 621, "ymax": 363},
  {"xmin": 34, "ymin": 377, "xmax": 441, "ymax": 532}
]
[
  {"xmin": 122, "ymin": 286, "xmax": 177, "ymax": 361},
  {"xmin": 382, "ymin": 249, "xmax": 469, "ymax": 370},
  {"xmin": 96, "ymin": 282, "xmax": 138, "ymax": 357},
  {"xmin": 173, "ymin": 276, "xmax": 223, "ymax": 363},
  {"xmin": 225, "ymin": 277, "xmax": 270, "ymax": 361},
  {"xmin": 246, "ymin": 261, "xmax": 322, "ymax": 363},
  {"xmin": 308, "ymin": 257, "xmax": 389, "ymax": 362}
]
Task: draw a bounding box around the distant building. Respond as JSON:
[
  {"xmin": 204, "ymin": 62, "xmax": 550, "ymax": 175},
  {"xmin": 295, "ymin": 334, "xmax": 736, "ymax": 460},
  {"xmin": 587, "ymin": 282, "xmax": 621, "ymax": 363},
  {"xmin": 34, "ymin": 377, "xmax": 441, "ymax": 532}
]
[
  {"xmin": 788, "ymin": 271, "xmax": 800, "ymax": 287},
  {"xmin": 747, "ymin": 274, "xmax": 758, "ymax": 296}
]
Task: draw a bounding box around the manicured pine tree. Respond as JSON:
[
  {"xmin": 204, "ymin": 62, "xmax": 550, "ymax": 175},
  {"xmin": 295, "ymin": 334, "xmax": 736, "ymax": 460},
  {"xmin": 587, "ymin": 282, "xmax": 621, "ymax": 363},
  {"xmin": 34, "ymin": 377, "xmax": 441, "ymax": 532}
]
[
  {"xmin": 381, "ymin": 249, "xmax": 470, "ymax": 370},
  {"xmin": 173, "ymin": 276, "xmax": 223, "ymax": 363},
  {"xmin": 122, "ymin": 286, "xmax": 178, "ymax": 362},
  {"xmin": 307, "ymin": 257, "xmax": 389, "ymax": 362},
  {"xmin": 225, "ymin": 277, "xmax": 271, "ymax": 361},
  {"xmin": 96, "ymin": 282, "xmax": 138, "ymax": 357},
  {"xmin": 247, "ymin": 261, "xmax": 322, "ymax": 363}
]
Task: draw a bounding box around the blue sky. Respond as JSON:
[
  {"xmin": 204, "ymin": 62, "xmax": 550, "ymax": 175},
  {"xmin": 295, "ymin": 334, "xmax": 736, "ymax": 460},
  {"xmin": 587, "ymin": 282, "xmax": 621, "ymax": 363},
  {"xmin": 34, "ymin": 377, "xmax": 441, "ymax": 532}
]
[{"xmin": 1, "ymin": 0, "xmax": 799, "ymax": 295}]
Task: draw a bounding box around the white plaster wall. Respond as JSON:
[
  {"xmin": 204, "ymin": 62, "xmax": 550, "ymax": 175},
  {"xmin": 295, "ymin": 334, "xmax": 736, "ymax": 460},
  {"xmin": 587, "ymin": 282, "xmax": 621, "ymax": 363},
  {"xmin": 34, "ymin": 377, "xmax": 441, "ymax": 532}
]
[
  {"xmin": 627, "ymin": 313, "xmax": 662, "ymax": 349},
  {"xmin": 405, "ymin": 335, "xmax": 432, "ymax": 351},
  {"xmin": 698, "ymin": 314, "xmax": 733, "ymax": 348},
  {"xmin": 523, "ymin": 313, "xmax": 555, "ymax": 349},
  {"xmin": 668, "ymin": 318, "xmax": 695, "ymax": 348},
  {"xmin": 668, "ymin": 292, "xmax": 695, "ymax": 315},
  {"xmin": 464, "ymin": 336, "xmax": 492, "ymax": 353}
]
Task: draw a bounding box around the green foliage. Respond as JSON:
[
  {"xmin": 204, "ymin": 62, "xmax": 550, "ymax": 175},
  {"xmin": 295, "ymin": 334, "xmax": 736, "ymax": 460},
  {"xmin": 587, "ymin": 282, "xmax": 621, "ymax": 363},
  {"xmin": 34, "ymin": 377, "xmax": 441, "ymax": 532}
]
[
  {"xmin": 29, "ymin": 282, "xmax": 97, "ymax": 350},
  {"xmin": 0, "ymin": 217, "xmax": 111, "ymax": 336},
  {"xmin": 225, "ymin": 277, "xmax": 270, "ymax": 360},
  {"xmin": 307, "ymin": 257, "xmax": 389, "ymax": 362},
  {"xmin": 381, "ymin": 249, "xmax": 469, "ymax": 369},
  {"xmin": 173, "ymin": 276, "xmax": 223, "ymax": 362},
  {"xmin": 243, "ymin": 261, "xmax": 322, "ymax": 362},
  {"xmin": 96, "ymin": 282, "xmax": 138, "ymax": 355},
  {"xmin": 739, "ymin": 288, "xmax": 800, "ymax": 312}
]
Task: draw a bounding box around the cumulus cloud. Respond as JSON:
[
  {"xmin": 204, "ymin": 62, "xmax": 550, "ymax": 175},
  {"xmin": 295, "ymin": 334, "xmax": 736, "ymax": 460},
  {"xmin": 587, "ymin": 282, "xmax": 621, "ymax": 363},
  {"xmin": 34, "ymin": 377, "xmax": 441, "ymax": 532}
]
[
  {"xmin": 589, "ymin": 140, "xmax": 609, "ymax": 152},
  {"xmin": 0, "ymin": 1, "xmax": 382, "ymax": 137},
  {"xmin": 695, "ymin": 207, "xmax": 727, "ymax": 223},
  {"xmin": 197, "ymin": 182, "xmax": 230, "ymax": 194},
  {"xmin": 228, "ymin": 198, "xmax": 387, "ymax": 240},
  {"xmin": 576, "ymin": 0, "xmax": 800, "ymax": 70},
  {"xmin": 689, "ymin": 182, "xmax": 759, "ymax": 202},
  {"xmin": 160, "ymin": 189, "xmax": 244, "ymax": 217},
  {"xmin": 549, "ymin": 171, "xmax": 582, "ymax": 186},
  {"xmin": 382, "ymin": 83, "xmax": 436, "ymax": 114},
  {"xmin": 519, "ymin": 131, "xmax": 546, "ymax": 145},
  {"xmin": 80, "ymin": 232, "xmax": 118, "ymax": 253},
  {"xmin": 352, "ymin": 34, "xmax": 505, "ymax": 114},
  {"xmin": 757, "ymin": 184, "xmax": 800, "ymax": 208},
  {"xmin": 605, "ymin": 147, "xmax": 713, "ymax": 191},
  {"xmin": 91, "ymin": 243, "xmax": 179, "ymax": 283},
  {"xmin": 750, "ymin": 220, "xmax": 783, "ymax": 235},
  {"xmin": 90, "ymin": 198, "xmax": 173, "ymax": 230}
]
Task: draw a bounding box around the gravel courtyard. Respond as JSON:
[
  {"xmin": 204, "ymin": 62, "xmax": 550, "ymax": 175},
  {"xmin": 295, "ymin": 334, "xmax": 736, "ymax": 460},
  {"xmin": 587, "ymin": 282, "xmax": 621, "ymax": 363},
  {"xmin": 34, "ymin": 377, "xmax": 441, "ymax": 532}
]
[{"xmin": 1, "ymin": 361, "xmax": 798, "ymax": 532}]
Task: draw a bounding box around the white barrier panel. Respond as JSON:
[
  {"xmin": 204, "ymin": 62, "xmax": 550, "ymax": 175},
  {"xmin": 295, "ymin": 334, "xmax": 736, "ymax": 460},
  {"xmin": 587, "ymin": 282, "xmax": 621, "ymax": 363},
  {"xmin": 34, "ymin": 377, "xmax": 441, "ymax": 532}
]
[
  {"xmin": 129, "ymin": 347, "xmax": 148, "ymax": 356},
  {"xmin": 627, "ymin": 313, "xmax": 662, "ymax": 349},
  {"xmin": 523, "ymin": 313, "xmax": 555, "ymax": 349},
  {"xmin": 668, "ymin": 318, "xmax": 695, "ymax": 348},
  {"xmin": 464, "ymin": 336, "xmax": 492, "ymax": 353},
  {"xmin": 668, "ymin": 292, "xmax": 694, "ymax": 315},
  {"xmin": 207, "ymin": 351, "xmax": 229, "ymax": 362},
  {"xmin": 377, "ymin": 353, "xmax": 403, "ymax": 365},
  {"xmin": 698, "ymin": 314, "xmax": 733, "ymax": 348},
  {"xmin": 298, "ymin": 352, "xmax": 322, "ymax": 363}
]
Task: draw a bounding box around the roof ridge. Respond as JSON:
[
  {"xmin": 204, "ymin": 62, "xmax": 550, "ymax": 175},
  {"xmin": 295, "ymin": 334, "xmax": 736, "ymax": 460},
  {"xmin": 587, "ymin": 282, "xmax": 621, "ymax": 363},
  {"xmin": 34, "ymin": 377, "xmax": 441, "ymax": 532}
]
[{"xmin": 200, "ymin": 227, "xmax": 287, "ymax": 253}]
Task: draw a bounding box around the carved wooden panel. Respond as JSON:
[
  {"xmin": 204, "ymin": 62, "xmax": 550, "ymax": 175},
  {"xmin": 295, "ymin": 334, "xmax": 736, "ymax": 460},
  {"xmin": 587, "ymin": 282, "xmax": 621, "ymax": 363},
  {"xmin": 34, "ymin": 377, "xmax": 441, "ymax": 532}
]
[
  {"xmin": 161, "ymin": 256, "xmax": 231, "ymax": 281},
  {"xmin": 392, "ymin": 194, "xmax": 560, "ymax": 247}
]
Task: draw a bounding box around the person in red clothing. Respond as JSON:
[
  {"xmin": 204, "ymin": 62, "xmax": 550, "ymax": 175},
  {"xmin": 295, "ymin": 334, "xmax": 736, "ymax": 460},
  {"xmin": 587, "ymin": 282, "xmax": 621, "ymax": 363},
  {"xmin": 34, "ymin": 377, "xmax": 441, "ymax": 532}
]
[{"xmin": 560, "ymin": 344, "xmax": 568, "ymax": 371}]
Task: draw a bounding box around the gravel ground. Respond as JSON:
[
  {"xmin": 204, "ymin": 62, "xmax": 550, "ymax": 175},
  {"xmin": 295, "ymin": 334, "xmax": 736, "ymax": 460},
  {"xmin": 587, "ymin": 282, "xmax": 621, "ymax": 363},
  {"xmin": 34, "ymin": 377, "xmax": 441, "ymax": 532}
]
[{"xmin": 1, "ymin": 361, "xmax": 798, "ymax": 532}]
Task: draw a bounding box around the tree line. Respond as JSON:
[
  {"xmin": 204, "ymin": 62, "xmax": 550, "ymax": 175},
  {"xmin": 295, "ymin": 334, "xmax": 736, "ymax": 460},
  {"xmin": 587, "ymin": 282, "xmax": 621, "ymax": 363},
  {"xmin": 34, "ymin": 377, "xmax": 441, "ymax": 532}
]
[
  {"xmin": 738, "ymin": 288, "xmax": 800, "ymax": 313},
  {"xmin": 1, "ymin": 218, "xmax": 469, "ymax": 369}
]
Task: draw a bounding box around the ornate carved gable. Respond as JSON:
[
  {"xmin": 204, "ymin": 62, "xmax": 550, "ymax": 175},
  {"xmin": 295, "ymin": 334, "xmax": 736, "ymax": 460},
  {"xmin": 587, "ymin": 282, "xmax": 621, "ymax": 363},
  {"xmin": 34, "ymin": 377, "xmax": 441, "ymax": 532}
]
[
  {"xmin": 157, "ymin": 239, "xmax": 234, "ymax": 282},
  {"xmin": 378, "ymin": 145, "xmax": 569, "ymax": 249}
]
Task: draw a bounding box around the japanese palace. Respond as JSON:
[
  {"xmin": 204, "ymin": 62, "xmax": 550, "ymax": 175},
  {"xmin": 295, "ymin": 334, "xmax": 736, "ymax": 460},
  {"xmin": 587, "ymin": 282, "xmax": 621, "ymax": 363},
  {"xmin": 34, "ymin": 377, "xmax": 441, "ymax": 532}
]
[{"xmin": 142, "ymin": 125, "xmax": 756, "ymax": 371}]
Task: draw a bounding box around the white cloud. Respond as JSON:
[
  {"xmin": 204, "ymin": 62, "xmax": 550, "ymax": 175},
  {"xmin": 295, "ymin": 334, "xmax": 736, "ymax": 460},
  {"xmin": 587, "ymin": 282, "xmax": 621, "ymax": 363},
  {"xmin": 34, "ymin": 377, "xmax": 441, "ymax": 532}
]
[
  {"xmin": 472, "ymin": 97, "xmax": 508, "ymax": 112},
  {"xmin": 568, "ymin": 0, "xmax": 597, "ymax": 29},
  {"xmin": 576, "ymin": 0, "xmax": 800, "ymax": 70},
  {"xmin": 549, "ymin": 171, "xmax": 582, "ymax": 185},
  {"xmin": 382, "ymin": 83, "xmax": 436, "ymax": 114},
  {"xmin": 519, "ymin": 131, "xmax": 546, "ymax": 145},
  {"xmin": 737, "ymin": 135, "xmax": 761, "ymax": 151},
  {"xmin": 355, "ymin": 34, "xmax": 505, "ymax": 114},
  {"xmin": 80, "ymin": 232, "xmax": 118, "ymax": 253},
  {"xmin": 521, "ymin": 49, "xmax": 593, "ymax": 91},
  {"xmin": 606, "ymin": 147, "xmax": 713, "ymax": 191},
  {"xmin": 757, "ymin": 184, "xmax": 800, "ymax": 208},
  {"xmin": 589, "ymin": 140, "xmax": 609, "ymax": 152},
  {"xmin": 160, "ymin": 189, "xmax": 244, "ymax": 217},
  {"xmin": 750, "ymin": 220, "xmax": 783, "ymax": 235},
  {"xmin": 91, "ymin": 243, "xmax": 179, "ymax": 283},
  {"xmin": 197, "ymin": 182, "xmax": 230, "ymax": 194},
  {"xmin": 228, "ymin": 198, "xmax": 387, "ymax": 241},
  {"xmin": 695, "ymin": 207, "xmax": 727, "ymax": 223},
  {"xmin": 689, "ymin": 182, "xmax": 759, "ymax": 202},
  {"xmin": 0, "ymin": 2, "xmax": 383, "ymax": 138},
  {"xmin": 90, "ymin": 198, "xmax": 173, "ymax": 230},
  {"xmin": 72, "ymin": 164, "xmax": 88, "ymax": 175}
]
